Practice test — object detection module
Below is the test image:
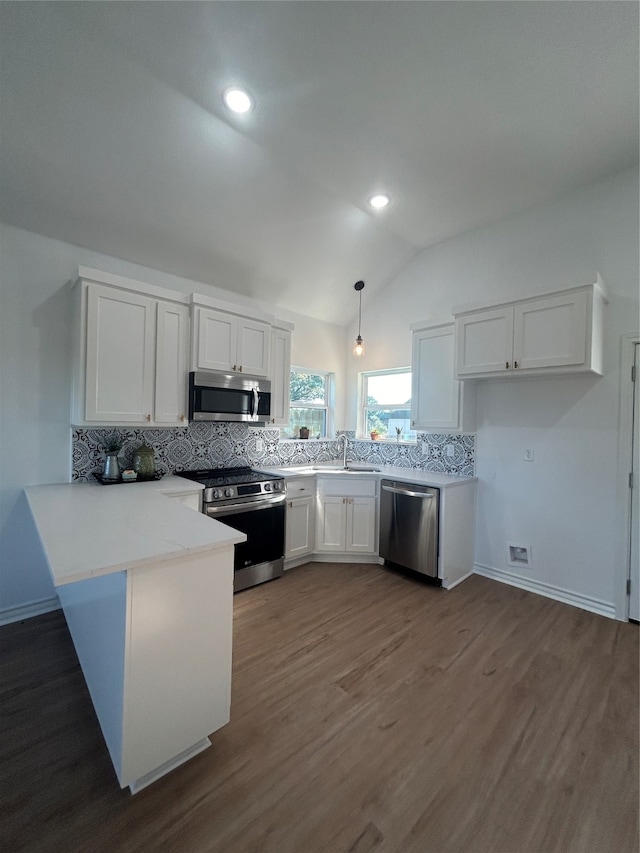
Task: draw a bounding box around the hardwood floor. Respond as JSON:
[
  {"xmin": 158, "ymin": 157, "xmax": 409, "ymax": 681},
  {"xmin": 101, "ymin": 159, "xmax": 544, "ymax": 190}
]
[{"xmin": 1, "ymin": 563, "xmax": 638, "ymax": 853}]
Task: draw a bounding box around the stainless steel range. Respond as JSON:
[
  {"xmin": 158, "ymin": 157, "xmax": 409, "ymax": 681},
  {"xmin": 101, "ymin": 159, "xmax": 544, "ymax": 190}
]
[{"xmin": 178, "ymin": 467, "xmax": 286, "ymax": 592}]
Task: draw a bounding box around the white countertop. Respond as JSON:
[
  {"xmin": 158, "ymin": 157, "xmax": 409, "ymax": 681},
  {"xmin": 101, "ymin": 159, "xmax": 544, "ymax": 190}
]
[
  {"xmin": 25, "ymin": 475, "xmax": 246, "ymax": 587},
  {"xmin": 258, "ymin": 463, "xmax": 476, "ymax": 489}
]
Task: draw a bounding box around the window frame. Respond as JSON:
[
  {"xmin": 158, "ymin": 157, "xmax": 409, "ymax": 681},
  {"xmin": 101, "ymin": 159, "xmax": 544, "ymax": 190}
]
[
  {"xmin": 282, "ymin": 366, "xmax": 334, "ymax": 440},
  {"xmin": 358, "ymin": 367, "xmax": 415, "ymax": 441}
]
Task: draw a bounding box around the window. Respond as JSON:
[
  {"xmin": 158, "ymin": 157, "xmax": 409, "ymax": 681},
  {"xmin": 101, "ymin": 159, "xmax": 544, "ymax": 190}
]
[
  {"xmin": 282, "ymin": 368, "xmax": 333, "ymax": 439},
  {"xmin": 360, "ymin": 368, "xmax": 415, "ymax": 441}
]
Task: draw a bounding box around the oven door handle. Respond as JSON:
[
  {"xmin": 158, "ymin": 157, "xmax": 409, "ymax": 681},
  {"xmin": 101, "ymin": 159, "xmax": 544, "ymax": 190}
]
[
  {"xmin": 252, "ymin": 387, "xmax": 259, "ymax": 419},
  {"xmin": 206, "ymin": 494, "xmax": 286, "ymax": 517}
]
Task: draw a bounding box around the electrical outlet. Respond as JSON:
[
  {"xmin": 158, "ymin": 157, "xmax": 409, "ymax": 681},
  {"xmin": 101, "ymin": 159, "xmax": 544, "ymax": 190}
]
[
  {"xmin": 255, "ymin": 438, "xmax": 264, "ymax": 452},
  {"xmin": 421, "ymin": 442, "xmax": 429, "ymax": 457},
  {"xmin": 446, "ymin": 444, "xmax": 455, "ymax": 458},
  {"xmin": 524, "ymin": 448, "xmax": 534, "ymax": 462}
]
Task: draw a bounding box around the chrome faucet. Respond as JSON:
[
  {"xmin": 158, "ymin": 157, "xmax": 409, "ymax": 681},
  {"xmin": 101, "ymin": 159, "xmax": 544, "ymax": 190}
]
[{"xmin": 339, "ymin": 433, "xmax": 348, "ymax": 468}]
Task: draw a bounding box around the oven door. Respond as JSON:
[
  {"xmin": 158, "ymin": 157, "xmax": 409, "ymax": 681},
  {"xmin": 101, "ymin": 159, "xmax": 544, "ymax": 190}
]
[{"xmin": 206, "ymin": 496, "xmax": 285, "ymax": 592}]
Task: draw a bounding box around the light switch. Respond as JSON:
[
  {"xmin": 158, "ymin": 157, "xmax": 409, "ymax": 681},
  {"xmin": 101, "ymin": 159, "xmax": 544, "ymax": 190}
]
[{"xmin": 524, "ymin": 448, "xmax": 534, "ymax": 461}]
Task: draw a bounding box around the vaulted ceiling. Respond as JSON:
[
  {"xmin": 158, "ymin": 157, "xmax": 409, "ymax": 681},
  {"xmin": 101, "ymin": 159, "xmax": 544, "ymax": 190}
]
[{"xmin": 1, "ymin": 2, "xmax": 637, "ymax": 324}]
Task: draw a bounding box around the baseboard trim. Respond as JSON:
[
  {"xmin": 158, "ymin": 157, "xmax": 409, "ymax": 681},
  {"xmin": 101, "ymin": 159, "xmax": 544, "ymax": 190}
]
[
  {"xmin": 0, "ymin": 596, "xmax": 61, "ymax": 626},
  {"xmin": 474, "ymin": 563, "xmax": 616, "ymax": 619},
  {"xmin": 442, "ymin": 570, "xmax": 474, "ymax": 591},
  {"xmin": 312, "ymin": 553, "xmax": 382, "ymax": 565}
]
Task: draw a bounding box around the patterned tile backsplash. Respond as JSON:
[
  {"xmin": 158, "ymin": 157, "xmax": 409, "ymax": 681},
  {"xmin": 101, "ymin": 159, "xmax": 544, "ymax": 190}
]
[{"xmin": 72, "ymin": 425, "xmax": 475, "ymax": 481}]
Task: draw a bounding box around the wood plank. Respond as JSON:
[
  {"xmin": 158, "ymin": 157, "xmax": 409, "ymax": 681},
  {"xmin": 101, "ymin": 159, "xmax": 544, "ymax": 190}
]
[{"xmin": 1, "ymin": 564, "xmax": 637, "ymax": 852}]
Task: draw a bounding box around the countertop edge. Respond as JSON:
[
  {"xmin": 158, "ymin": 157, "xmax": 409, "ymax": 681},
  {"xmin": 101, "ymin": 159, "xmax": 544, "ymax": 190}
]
[{"xmin": 256, "ymin": 464, "xmax": 476, "ymax": 489}]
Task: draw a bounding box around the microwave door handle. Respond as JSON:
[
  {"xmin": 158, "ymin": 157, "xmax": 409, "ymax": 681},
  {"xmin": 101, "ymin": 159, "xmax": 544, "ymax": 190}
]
[{"xmin": 252, "ymin": 387, "xmax": 259, "ymax": 418}]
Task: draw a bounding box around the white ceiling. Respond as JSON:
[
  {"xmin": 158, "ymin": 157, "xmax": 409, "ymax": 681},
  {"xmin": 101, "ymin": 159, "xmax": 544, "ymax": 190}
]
[{"xmin": 1, "ymin": 2, "xmax": 637, "ymax": 325}]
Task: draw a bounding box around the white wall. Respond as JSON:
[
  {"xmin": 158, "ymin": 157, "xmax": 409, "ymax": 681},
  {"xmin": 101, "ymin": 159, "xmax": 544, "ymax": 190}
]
[
  {"xmin": 347, "ymin": 167, "xmax": 639, "ymax": 616},
  {"xmin": 0, "ymin": 225, "xmax": 347, "ymax": 619}
]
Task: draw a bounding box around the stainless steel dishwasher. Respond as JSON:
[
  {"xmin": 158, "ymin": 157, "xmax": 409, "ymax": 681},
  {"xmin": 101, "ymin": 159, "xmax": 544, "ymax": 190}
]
[{"xmin": 379, "ymin": 479, "xmax": 440, "ymax": 580}]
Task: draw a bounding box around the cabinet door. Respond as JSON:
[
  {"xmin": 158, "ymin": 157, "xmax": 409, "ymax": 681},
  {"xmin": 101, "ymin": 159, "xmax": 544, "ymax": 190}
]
[
  {"xmin": 270, "ymin": 327, "xmax": 291, "ymax": 425},
  {"xmin": 513, "ymin": 291, "xmax": 588, "ymax": 371},
  {"xmin": 346, "ymin": 497, "xmax": 377, "ymax": 553},
  {"xmin": 155, "ymin": 302, "xmax": 190, "ymax": 425},
  {"xmin": 315, "ymin": 496, "xmax": 346, "ymax": 552},
  {"xmin": 455, "ymin": 308, "xmax": 514, "ymax": 376},
  {"xmin": 412, "ymin": 325, "xmax": 461, "ymax": 430},
  {"xmin": 237, "ymin": 318, "xmax": 271, "ymax": 377},
  {"xmin": 196, "ymin": 308, "xmax": 237, "ymax": 372},
  {"xmin": 85, "ymin": 285, "xmax": 156, "ymax": 423},
  {"xmin": 285, "ymin": 496, "xmax": 315, "ymax": 559}
]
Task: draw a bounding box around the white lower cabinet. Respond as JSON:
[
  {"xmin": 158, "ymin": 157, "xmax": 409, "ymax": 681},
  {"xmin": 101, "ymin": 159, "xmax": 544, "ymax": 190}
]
[
  {"xmin": 285, "ymin": 476, "xmax": 315, "ymax": 561},
  {"xmin": 286, "ymin": 497, "xmax": 315, "ymax": 559},
  {"xmin": 315, "ymin": 476, "xmax": 377, "ymax": 555}
]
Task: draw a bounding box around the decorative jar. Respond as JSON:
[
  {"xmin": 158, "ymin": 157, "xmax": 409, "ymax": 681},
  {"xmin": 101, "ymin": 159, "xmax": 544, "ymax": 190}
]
[{"xmin": 133, "ymin": 444, "xmax": 156, "ymax": 478}]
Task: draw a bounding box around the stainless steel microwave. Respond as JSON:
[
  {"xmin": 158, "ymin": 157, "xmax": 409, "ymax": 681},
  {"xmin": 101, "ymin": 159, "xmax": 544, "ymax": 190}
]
[{"xmin": 188, "ymin": 371, "xmax": 271, "ymax": 423}]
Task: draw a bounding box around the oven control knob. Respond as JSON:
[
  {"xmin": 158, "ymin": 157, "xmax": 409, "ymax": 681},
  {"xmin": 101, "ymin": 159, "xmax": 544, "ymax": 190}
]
[
  {"xmin": 273, "ymin": 482, "xmax": 281, "ymax": 491},
  {"xmin": 264, "ymin": 482, "xmax": 272, "ymax": 491},
  {"xmin": 224, "ymin": 488, "xmax": 233, "ymax": 498},
  {"xmin": 212, "ymin": 489, "xmax": 221, "ymax": 500}
]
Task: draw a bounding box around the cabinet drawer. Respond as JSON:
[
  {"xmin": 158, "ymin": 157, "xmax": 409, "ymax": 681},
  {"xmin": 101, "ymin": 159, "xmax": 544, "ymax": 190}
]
[
  {"xmin": 286, "ymin": 476, "xmax": 316, "ymax": 497},
  {"xmin": 317, "ymin": 476, "xmax": 377, "ymax": 497}
]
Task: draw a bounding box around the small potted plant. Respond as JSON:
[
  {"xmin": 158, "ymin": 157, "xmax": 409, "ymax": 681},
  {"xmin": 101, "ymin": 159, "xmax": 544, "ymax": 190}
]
[
  {"xmin": 299, "ymin": 426, "xmax": 309, "ymax": 439},
  {"xmin": 370, "ymin": 429, "xmax": 380, "ymax": 441},
  {"xmin": 395, "ymin": 426, "xmax": 403, "ymax": 443}
]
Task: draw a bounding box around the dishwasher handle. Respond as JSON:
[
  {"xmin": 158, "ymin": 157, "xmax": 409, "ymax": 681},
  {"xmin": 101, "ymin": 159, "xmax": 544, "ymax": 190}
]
[{"xmin": 382, "ymin": 484, "xmax": 434, "ymax": 499}]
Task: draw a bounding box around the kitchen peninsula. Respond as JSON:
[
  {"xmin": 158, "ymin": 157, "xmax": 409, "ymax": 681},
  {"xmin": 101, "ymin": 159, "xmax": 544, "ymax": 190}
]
[{"xmin": 25, "ymin": 476, "xmax": 246, "ymax": 793}]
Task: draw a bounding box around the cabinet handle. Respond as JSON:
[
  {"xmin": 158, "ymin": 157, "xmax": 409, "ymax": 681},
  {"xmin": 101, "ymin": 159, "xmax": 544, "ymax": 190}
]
[
  {"xmin": 238, "ymin": 365, "xmax": 243, "ymax": 372},
  {"xmin": 506, "ymin": 361, "xmax": 509, "ymax": 369},
  {"xmin": 288, "ymin": 501, "xmax": 292, "ymax": 508},
  {"xmin": 146, "ymin": 414, "xmax": 151, "ymax": 422},
  {"xmin": 232, "ymin": 364, "xmax": 237, "ymax": 371},
  {"xmin": 514, "ymin": 360, "xmax": 518, "ymax": 369}
]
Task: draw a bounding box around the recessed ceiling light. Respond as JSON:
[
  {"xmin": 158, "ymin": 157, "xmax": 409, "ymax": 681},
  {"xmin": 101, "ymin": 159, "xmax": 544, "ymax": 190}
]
[
  {"xmin": 368, "ymin": 193, "xmax": 391, "ymax": 210},
  {"xmin": 223, "ymin": 87, "xmax": 253, "ymax": 114}
]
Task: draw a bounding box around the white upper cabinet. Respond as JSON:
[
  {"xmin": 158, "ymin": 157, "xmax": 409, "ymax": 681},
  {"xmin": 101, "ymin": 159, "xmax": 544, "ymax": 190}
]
[
  {"xmin": 73, "ymin": 270, "xmax": 190, "ymax": 427},
  {"xmin": 455, "ymin": 308, "xmax": 514, "ymax": 376},
  {"xmin": 411, "ymin": 322, "xmax": 475, "ymax": 432},
  {"xmin": 195, "ymin": 307, "xmax": 270, "ymax": 377},
  {"xmin": 154, "ymin": 301, "xmax": 190, "ymax": 425},
  {"xmin": 84, "ymin": 285, "xmax": 157, "ymax": 424},
  {"xmin": 454, "ymin": 278, "xmax": 607, "ymax": 379},
  {"xmin": 269, "ymin": 325, "xmax": 292, "ymax": 426}
]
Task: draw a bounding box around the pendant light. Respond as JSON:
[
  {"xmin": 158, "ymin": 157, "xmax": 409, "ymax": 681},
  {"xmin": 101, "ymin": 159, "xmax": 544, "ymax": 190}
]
[{"xmin": 353, "ymin": 280, "xmax": 365, "ymax": 357}]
